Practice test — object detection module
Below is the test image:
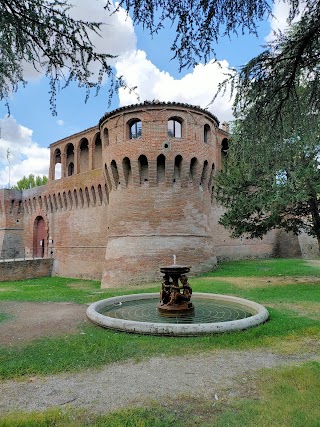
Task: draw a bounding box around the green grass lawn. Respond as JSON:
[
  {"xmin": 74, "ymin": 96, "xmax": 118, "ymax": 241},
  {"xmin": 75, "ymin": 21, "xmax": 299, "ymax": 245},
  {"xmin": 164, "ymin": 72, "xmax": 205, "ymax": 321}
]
[{"xmin": 0, "ymin": 258, "xmax": 319, "ymax": 426}]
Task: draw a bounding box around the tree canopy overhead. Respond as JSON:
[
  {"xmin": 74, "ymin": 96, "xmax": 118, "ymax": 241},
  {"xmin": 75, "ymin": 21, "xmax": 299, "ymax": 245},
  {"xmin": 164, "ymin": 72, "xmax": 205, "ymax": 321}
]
[
  {"xmin": 115, "ymin": 0, "xmax": 273, "ymax": 69},
  {"xmin": 1, "ymin": 0, "xmax": 318, "ymax": 121},
  {"xmin": 232, "ymin": 0, "xmax": 320, "ymax": 123},
  {"xmin": 215, "ymin": 84, "xmax": 320, "ymax": 248},
  {"xmin": 0, "ymin": 0, "xmax": 123, "ymax": 114}
]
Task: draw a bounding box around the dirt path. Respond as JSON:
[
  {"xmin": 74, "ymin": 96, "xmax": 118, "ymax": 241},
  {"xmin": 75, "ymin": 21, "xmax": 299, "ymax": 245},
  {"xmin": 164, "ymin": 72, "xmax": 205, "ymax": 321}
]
[
  {"xmin": 0, "ymin": 301, "xmax": 319, "ymax": 416},
  {"xmin": 0, "ymin": 301, "xmax": 87, "ymax": 346},
  {"xmin": 0, "ymin": 350, "xmax": 318, "ymax": 415}
]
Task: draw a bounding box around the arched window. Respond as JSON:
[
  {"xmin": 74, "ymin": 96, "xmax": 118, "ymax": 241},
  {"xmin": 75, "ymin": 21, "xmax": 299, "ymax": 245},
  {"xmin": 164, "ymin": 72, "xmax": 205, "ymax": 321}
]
[
  {"xmin": 93, "ymin": 133, "xmax": 102, "ymax": 169},
  {"xmin": 129, "ymin": 119, "xmax": 142, "ymax": 139},
  {"xmin": 204, "ymin": 124, "xmax": 211, "ymax": 143},
  {"xmin": 54, "ymin": 148, "xmax": 61, "ymax": 180},
  {"xmin": 168, "ymin": 118, "xmax": 182, "ymax": 138},
  {"xmin": 79, "ymin": 138, "xmax": 89, "ymax": 172},
  {"xmin": 221, "ymin": 138, "xmax": 229, "ymax": 156},
  {"xmin": 68, "ymin": 162, "xmax": 74, "ymax": 176},
  {"xmin": 103, "ymin": 127, "xmax": 109, "ymax": 146},
  {"xmin": 66, "ymin": 143, "xmax": 74, "ymax": 177}
]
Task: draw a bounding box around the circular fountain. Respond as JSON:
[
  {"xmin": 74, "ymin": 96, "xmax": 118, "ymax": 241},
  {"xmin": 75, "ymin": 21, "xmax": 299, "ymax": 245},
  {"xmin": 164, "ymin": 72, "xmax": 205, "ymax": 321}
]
[{"xmin": 87, "ymin": 259, "xmax": 269, "ymax": 336}]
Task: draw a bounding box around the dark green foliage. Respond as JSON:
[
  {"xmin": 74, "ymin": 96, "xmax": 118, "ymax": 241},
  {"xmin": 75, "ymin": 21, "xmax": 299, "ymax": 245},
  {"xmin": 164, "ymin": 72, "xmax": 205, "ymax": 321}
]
[
  {"xmin": 116, "ymin": 0, "xmax": 272, "ymax": 69},
  {"xmin": 216, "ymin": 82, "xmax": 320, "ymax": 247},
  {"xmin": 0, "ymin": 0, "xmax": 123, "ymax": 114},
  {"xmin": 234, "ymin": 0, "xmax": 320, "ymax": 121},
  {"xmin": 12, "ymin": 174, "xmax": 48, "ymax": 190}
]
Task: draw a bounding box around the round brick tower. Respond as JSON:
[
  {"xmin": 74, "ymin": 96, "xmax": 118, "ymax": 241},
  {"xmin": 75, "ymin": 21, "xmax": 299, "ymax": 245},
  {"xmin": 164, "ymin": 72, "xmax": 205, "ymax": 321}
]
[{"xmin": 99, "ymin": 101, "xmax": 226, "ymax": 287}]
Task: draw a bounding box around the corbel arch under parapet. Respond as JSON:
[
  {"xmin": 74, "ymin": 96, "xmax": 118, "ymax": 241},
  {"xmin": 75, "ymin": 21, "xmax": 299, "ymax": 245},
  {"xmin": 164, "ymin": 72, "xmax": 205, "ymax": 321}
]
[
  {"xmin": 157, "ymin": 154, "xmax": 166, "ymax": 184},
  {"xmin": 97, "ymin": 184, "xmax": 103, "ymax": 204},
  {"xmin": 190, "ymin": 157, "xmax": 201, "ymax": 186},
  {"xmin": 110, "ymin": 160, "xmax": 120, "ymax": 189},
  {"xmin": 138, "ymin": 154, "xmax": 149, "ymax": 184},
  {"xmin": 174, "ymin": 154, "xmax": 183, "ymax": 184},
  {"xmin": 200, "ymin": 160, "xmax": 210, "ymax": 188},
  {"xmin": 122, "ymin": 157, "xmax": 132, "ymax": 187}
]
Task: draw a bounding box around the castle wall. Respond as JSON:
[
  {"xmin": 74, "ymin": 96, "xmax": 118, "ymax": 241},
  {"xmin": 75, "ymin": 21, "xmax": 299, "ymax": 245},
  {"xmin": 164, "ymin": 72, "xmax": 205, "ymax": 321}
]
[
  {"xmin": 0, "ymin": 189, "xmax": 25, "ymax": 259},
  {"xmin": 0, "ymin": 102, "xmax": 307, "ymax": 285},
  {"xmin": 100, "ymin": 103, "xmax": 221, "ymax": 286},
  {"xmin": 210, "ymin": 204, "xmax": 282, "ymax": 260},
  {"xmin": 18, "ymin": 168, "xmax": 109, "ymax": 280}
]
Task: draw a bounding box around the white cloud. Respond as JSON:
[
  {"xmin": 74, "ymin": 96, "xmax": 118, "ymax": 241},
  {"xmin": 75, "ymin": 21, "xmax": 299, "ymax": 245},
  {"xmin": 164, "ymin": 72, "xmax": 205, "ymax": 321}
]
[
  {"xmin": 23, "ymin": 0, "xmax": 137, "ymax": 81},
  {"xmin": 116, "ymin": 50, "xmax": 235, "ymax": 123},
  {"xmin": 56, "ymin": 119, "xmax": 64, "ymax": 126},
  {"xmin": 266, "ymin": 0, "xmax": 305, "ymax": 42},
  {"xmin": 0, "ymin": 116, "xmax": 49, "ymax": 188}
]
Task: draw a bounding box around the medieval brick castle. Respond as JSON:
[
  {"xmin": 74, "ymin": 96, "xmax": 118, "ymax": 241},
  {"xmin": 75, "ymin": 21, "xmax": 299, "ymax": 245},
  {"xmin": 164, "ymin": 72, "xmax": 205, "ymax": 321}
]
[{"xmin": 0, "ymin": 101, "xmax": 309, "ymax": 287}]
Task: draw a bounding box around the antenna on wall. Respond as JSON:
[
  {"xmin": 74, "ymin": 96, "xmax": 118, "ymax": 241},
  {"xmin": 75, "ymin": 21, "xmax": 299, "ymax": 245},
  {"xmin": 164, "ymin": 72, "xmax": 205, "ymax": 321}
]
[{"xmin": 7, "ymin": 148, "xmax": 11, "ymax": 189}]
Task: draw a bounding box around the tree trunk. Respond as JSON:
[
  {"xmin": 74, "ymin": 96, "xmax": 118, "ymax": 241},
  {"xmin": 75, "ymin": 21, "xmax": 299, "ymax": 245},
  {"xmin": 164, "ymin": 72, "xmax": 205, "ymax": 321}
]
[{"xmin": 308, "ymin": 192, "xmax": 320, "ymax": 254}]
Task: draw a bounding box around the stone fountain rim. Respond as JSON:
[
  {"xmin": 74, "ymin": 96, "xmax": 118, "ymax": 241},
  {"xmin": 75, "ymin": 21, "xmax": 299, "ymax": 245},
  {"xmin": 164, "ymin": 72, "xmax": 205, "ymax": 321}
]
[{"xmin": 86, "ymin": 293, "xmax": 269, "ymax": 336}]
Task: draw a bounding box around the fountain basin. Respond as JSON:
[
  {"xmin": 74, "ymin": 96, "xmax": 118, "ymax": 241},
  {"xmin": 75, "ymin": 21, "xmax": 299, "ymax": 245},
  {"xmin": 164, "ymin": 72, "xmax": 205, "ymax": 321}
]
[{"xmin": 86, "ymin": 293, "xmax": 269, "ymax": 336}]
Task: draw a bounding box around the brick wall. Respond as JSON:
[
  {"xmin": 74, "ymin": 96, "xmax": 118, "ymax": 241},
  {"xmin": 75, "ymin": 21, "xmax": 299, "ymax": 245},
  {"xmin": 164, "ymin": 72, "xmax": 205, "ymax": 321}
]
[
  {"xmin": 0, "ymin": 259, "xmax": 53, "ymax": 281},
  {"xmin": 0, "ymin": 102, "xmax": 308, "ymax": 287}
]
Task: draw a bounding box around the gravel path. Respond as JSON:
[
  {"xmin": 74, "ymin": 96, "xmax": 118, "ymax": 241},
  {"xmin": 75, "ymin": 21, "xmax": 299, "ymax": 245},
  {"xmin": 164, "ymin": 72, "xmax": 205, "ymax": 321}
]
[{"xmin": 0, "ymin": 349, "xmax": 318, "ymax": 414}]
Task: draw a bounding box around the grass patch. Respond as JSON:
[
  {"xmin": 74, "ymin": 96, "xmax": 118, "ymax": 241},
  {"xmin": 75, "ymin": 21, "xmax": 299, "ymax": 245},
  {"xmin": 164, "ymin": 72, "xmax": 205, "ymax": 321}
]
[
  {"xmin": 1, "ymin": 362, "xmax": 319, "ymax": 427},
  {"xmin": 205, "ymin": 258, "xmax": 320, "ymax": 278},
  {"xmin": 214, "ymin": 361, "xmax": 320, "ymax": 427},
  {"xmin": 0, "ymin": 306, "xmax": 319, "ymax": 379},
  {"xmin": 0, "ymin": 258, "xmax": 319, "ymax": 379},
  {"xmin": 0, "ymin": 406, "xmax": 184, "ymax": 427},
  {"xmin": 0, "ymin": 313, "xmax": 12, "ymax": 323}
]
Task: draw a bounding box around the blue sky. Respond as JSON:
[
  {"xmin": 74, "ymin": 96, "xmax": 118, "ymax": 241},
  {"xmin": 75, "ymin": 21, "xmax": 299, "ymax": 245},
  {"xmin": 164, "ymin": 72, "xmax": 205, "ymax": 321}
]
[{"xmin": 0, "ymin": 0, "xmax": 292, "ymax": 187}]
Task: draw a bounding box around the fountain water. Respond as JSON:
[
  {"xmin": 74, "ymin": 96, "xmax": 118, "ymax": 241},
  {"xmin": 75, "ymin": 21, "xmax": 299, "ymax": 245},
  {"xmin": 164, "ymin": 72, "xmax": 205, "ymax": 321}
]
[{"xmin": 86, "ymin": 259, "xmax": 269, "ymax": 336}]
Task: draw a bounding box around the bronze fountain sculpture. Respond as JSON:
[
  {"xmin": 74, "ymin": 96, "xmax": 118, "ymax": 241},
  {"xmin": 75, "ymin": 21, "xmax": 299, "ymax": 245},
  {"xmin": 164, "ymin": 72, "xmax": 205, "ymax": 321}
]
[{"xmin": 158, "ymin": 256, "xmax": 194, "ymax": 315}]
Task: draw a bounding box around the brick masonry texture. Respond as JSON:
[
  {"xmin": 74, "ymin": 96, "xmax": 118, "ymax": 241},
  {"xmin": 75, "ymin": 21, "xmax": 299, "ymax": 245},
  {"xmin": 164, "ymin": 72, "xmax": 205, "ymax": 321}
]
[
  {"xmin": 0, "ymin": 259, "xmax": 53, "ymax": 281},
  {"xmin": 0, "ymin": 101, "xmax": 306, "ymax": 286}
]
